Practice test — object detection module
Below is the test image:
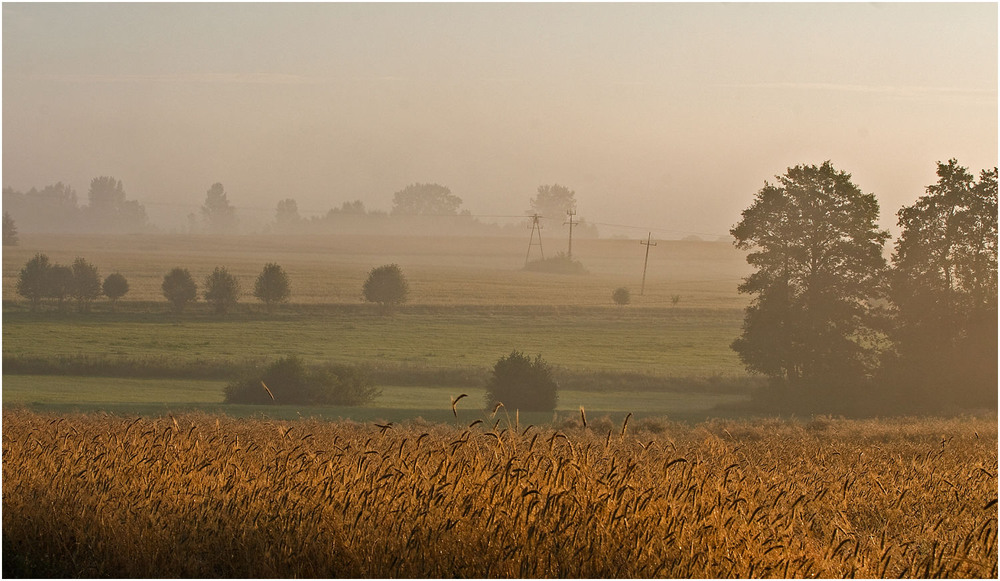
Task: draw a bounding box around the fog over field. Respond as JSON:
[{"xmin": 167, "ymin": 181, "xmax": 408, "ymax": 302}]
[{"xmin": 3, "ymin": 3, "xmax": 996, "ymax": 237}]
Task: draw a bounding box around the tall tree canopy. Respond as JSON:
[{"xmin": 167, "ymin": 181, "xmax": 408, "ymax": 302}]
[
  {"xmin": 887, "ymin": 159, "xmax": 998, "ymax": 407},
  {"xmin": 730, "ymin": 161, "xmax": 889, "ymax": 389},
  {"xmin": 83, "ymin": 176, "xmax": 148, "ymax": 233},
  {"xmin": 529, "ymin": 184, "xmax": 577, "ymax": 220},
  {"xmin": 201, "ymin": 183, "xmax": 238, "ymax": 234},
  {"xmin": 390, "ymin": 183, "xmax": 462, "ymax": 215}
]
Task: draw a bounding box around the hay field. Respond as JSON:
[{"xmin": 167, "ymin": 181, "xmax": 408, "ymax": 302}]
[
  {"xmin": 3, "ymin": 410, "xmax": 995, "ymax": 578},
  {"xmin": 2, "ymin": 233, "xmax": 751, "ymax": 308}
]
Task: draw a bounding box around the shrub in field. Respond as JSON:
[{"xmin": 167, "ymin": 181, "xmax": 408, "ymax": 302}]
[
  {"xmin": 71, "ymin": 257, "xmax": 102, "ymax": 313},
  {"xmin": 102, "ymin": 273, "xmax": 129, "ymax": 312},
  {"xmin": 253, "ymin": 263, "xmax": 290, "ymax": 313},
  {"xmin": 612, "ymin": 287, "xmax": 630, "ymax": 306},
  {"xmin": 485, "ymin": 350, "xmax": 558, "ymax": 412},
  {"xmin": 203, "ymin": 266, "xmax": 240, "ymax": 314},
  {"xmin": 224, "ymin": 355, "xmax": 379, "ymax": 405},
  {"xmin": 524, "ymin": 252, "xmax": 587, "ymax": 275},
  {"xmin": 161, "ymin": 267, "xmax": 197, "ymax": 313},
  {"xmin": 362, "ymin": 263, "xmax": 409, "ymax": 313},
  {"xmin": 16, "ymin": 253, "xmax": 51, "ymax": 312}
]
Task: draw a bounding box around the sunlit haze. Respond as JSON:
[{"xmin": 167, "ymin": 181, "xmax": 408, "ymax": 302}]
[{"xmin": 3, "ymin": 2, "xmax": 996, "ymax": 237}]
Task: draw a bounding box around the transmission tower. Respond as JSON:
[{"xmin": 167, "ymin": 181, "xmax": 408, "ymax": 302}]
[
  {"xmin": 640, "ymin": 232, "xmax": 657, "ymax": 296},
  {"xmin": 564, "ymin": 209, "xmax": 579, "ymax": 260},
  {"xmin": 525, "ymin": 214, "xmax": 545, "ymax": 266}
]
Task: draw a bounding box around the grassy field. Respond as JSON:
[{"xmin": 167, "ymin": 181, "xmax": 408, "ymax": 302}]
[
  {"xmin": 2, "ymin": 377, "xmax": 748, "ymax": 422},
  {"xmin": 2, "ymin": 307, "xmax": 746, "ymax": 377},
  {"xmin": 3, "ymin": 232, "xmax": 756, "ymax": 418},
  {"xmin": 4, "ymin": 410, "xmax": 995, "ymax": 577}
]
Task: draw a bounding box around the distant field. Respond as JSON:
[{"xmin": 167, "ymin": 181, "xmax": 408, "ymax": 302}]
[{"xmin": 3, "ymin": 233, "xmax": 751, "ymax": 308}]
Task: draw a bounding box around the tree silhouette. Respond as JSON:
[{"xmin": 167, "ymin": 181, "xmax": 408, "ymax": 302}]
[
  {"xmin": 204, "ymin": 267, "xmax": 241, "ymax": 315},
  {"xmin": 103, "ymin": 273, "xmax": 129, "ymax": 312},
  {"xmin": 485, "ymin": 351, "xmax": 558, "ymax": 412},
  {"xmin": 730, "ymin": 162, "xmax": 889, "ymax": 390},
  {"xmin": 253, "ymin": 263, "xmax": 291, "ymax": 313},
  {"xmin": 71, "ymin": 257, "xmax": 102, "ymax": 313},
  {"xmin": 201, "ymin": 183, "xmax": 238, "ymax": 234},
  {"xmin": 17, "ymin": 253, "xmax": 51, "ymax": 312},
  {"xmin": 530, "ymin": 184, "xmax": 577, "ymax": 221},
  {"xmin": 162, "ymin": 268, "xmax": 197, "ymax": 313},
  {"xmin": 362, "ymin": 264, "xmax": 409, "ymax": 313},
  {"xmin": 3, "ymin": 211, "xmax": 18, "ymax": 246},
  {"xmin": 391, "ymin": 183, "xmax": 462, "ymax": 215},
  {"xmin": 887, "ymin": 160, "xmax": 998, "ymax": 407}
]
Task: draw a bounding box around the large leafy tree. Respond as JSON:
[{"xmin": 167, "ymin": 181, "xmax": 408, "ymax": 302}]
[
  {"xmin": 887, "ymin": 160, "xmax": 998, "ymax": 407},
  {"xmin": 730, "ymin": 161, "xmax": 889, "ymax": 389},
  {"xmin": 390, "ymin": 183, "xmax": 462, "ymax": 215}
]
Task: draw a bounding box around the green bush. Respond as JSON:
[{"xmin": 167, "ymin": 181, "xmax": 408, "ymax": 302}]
[
  {"xmin": 485, "ymin": 350, "xmax": 558, "ymax": 412},
  {"xmin": 612, "ymin": 287, "xmax": 630, "ymax": 306},
  {"xmin": 224, "ymin": 356, "xmax": 380, "ymax": 406},
  {"xmin": 162, "ymin": 268, "xmax": 197, "ymax": 313},
  {"xmin": 204, "ymin": 266, "xmax": 240, "ymax": 315},
  {"xmin": 362, "ymin": 263, "xmax": 409, "ymax": 313}
]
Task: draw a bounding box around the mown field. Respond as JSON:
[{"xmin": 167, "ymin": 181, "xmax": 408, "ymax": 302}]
[
  {"xmin": 3, "ymin": 233, "xmax": 753, "ymax": 418},
  {"xmin": 3, "ymin": 411, "xmax": 996, "ymax": 577}
]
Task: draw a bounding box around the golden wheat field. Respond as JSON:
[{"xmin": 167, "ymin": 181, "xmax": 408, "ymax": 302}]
[{"xmin": 3, "ymin": 410, "xmax": 996, "ymax": 578}]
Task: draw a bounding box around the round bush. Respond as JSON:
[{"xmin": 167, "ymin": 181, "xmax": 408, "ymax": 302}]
[
  {"xmin": 485, "ymin": 350, "xmax": 558, "ymax": 412},
  {"xmin": 224, "ymin": 356, "xmax": 380, "ymax": 406}
]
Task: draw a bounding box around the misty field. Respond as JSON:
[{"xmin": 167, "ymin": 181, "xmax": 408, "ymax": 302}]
[
  {"xmin": 3, "ymin": 233, "xmax": 754, "ymax": 418},
  {"xmin": 3, "ymin": 410, "xmax": 996, "ymax": 578}
]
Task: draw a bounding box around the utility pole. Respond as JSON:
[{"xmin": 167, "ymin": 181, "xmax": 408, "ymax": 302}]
[
  {"xmin": 640, "ymin": 232, "xmax": 657, "ymax": 296},
  {"xmin": 564, "ymin": 209, "xmax": 579, "ymax": 260},
  {"xmin": 525, "ymin": 213, "xmax": 544, "ymax": 266}
]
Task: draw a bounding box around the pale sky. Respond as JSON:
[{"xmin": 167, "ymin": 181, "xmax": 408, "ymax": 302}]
[{"xmin": 3, "ymin": 3, "xmax": 997, "ymax": 237}]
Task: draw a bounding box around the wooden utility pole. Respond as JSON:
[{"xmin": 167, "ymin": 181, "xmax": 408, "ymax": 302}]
[
  {"xmin": 640, "ymin": 232, "xmax": 657, "ymax": 296},
  {"xmin": 525, "ymin": 214, "xmax": 544, "ymax": 266},
  {"xmin": 564, "ymin": 209, "xmax": 579, "ymax": 260}
]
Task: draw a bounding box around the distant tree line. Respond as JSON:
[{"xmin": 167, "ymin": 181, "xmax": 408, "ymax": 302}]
[
  {"xmin": 731, "ymin": 159, "xmax": 997, "ymax": 412},
  {"xmin": 3, "ymin": 177, "xmax": 149, "ymax": 234},
  {"xmin": 4, "ymin": 177, "xmax": 599, "ymax": 238},
  {"xmin": 267, "ymin": 182, "xmax": 599, "ymax": 238}
]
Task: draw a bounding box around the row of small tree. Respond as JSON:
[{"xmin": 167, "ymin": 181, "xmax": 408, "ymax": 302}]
[
  {"xmin": 15, "ymin": 254, "xmax": 129, "ymax": 312},
  {"xmin": 161, "ymin": 264, "xmax": 291, "ymax": 314},
  {"xmin": 731, "ymin": 159, "xmax": 997, "ymax": 410}
]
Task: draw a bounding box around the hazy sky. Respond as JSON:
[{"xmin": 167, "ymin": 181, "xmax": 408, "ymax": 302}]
[{"xmin": 3, "ymin": 3, "xmax": 997, "ymax": 237}]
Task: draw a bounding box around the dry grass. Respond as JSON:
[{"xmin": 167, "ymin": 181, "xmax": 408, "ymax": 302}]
[{"xmin": 3, "ymin": 410, "xmax": 995, "ymax": 578}]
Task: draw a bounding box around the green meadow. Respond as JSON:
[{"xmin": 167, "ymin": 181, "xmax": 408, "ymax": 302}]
[{"xmin": 3, "ymin": 233, "xmax": 754, "ymax": 419}]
